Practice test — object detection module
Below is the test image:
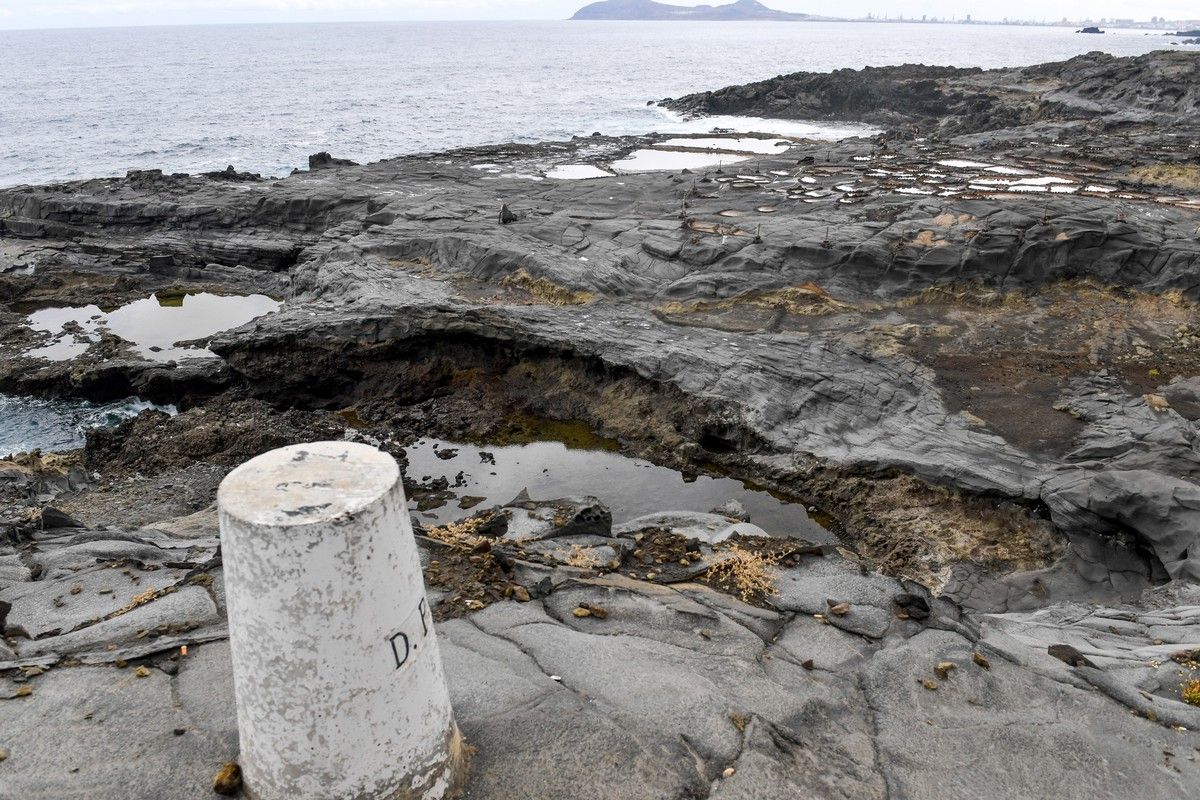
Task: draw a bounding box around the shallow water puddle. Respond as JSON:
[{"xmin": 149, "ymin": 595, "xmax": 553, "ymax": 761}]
[
  {"xmin": 937, "ymin": 159, "xmax": 992, "ymax": 169},
  {"xmin": 0, "ymin": 393, "xmax": 173, "ymax": 458},
  {"xmin": 653, "ymin": 113, "xmax": 877, "ymax": 142},
  {"xmin": 545, "ymin": 164, "xmax": 614, "ymax": 180},
  {"xmin": 403, "ymin": 436, "xmax": 831, "ymax": 542},
  {"xmin": 25, "ymin": 292, "xmax": 281, "ymax": 362},
  {"xmin": 657, "ymin": 137, "xmax": 790, "ymax": 155},
  {"xmin": 611, "ymin": 149, "xmax": 750, "ymax": 173}
]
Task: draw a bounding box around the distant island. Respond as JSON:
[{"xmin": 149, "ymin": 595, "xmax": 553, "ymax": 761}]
[{"xmin": 571, "ymin": 0, "xmax": 823, "ymax": 21}]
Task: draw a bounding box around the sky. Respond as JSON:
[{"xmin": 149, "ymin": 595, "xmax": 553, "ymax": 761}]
[{"xmin": 0, "ymin": 0, "xmax": 1192, "ymax": 31}]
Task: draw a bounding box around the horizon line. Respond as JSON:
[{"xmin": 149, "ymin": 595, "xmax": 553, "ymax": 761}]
[{"xmin": 0, "ymin": 17, "xmax": 1190, "ymax": 34}]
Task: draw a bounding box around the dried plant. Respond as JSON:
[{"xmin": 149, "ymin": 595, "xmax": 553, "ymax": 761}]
[
  {"xmin": 428, "ymin": 516, "xmax": 489, "ymax": 550},
  {"xmin": 1183, "ymin": 678, "xmax": 1200, "ymax": 707},
  {"xmin": 563, "ymin": 543, "xmax": 601, "ymax": 570},
  {"xmin": 705, "ymin": 544, "xmax": 781, "ymax": 603},
  {"xmin": 501, "ymin": 268, "xmax": 594, "ymax": 306}
]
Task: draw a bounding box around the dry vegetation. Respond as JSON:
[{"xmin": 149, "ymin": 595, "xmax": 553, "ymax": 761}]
[
  {"xmin": 563, "ymin": 543, "xmax": 602, "ymax": 570},
  {"xmin": 1183, "ymin": 678, "xmax": 1200, "ymax": 707},
  {"xmin": 704, "ymin": 544, "xmax": 782, "ymax": 603},
  {"xmin": 501, "ymin": 268, "xmax": 595, "ymax": 306},
  {"xmin": 1128, "ymin": 163, "xmax": 1200, "ymax": 191},
  {"xmin": 660, "ymin": 282, "xmax": 851, "ymax": 317}
]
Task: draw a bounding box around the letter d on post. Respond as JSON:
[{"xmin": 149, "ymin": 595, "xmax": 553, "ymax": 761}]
[{"xmin": 218, "ymin": 441, "xmax": 466, "ymax": 800}]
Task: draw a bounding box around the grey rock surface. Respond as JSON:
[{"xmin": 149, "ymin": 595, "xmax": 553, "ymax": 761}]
[
  {"xmin": 1, "ymin": 522, "xmax": 1198, "ymax": 798},
  {"xmin": 1, "ymin": 49, "xmax": 1200, "ymax": 799}
]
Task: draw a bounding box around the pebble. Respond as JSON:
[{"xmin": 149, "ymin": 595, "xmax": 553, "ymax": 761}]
[
  {"xmin": 827, "ymin": 601, "xmax": 851, "ymax": 617},
  {"xmin": 972, "ymin": 651, "xmax": 991, "ymax": 670},
  {"xmin": 135, "ymin": 666, "xmax": 152, "ymax": 678},
  {"xmin": 935, "ymin": 661, "xmax": 957, "ymax": 680},
  {"xmin": 212, "ymin": 762, "xmax": 243, "ymax": 796}
]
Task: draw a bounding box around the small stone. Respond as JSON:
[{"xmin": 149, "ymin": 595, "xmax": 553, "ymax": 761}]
[
  {"xmin": 827, "ymin": 601, "xmax": 850, "ymax": 616},
  {"xmin": 572, "ymin": 606, "xmax": 592, "ymax": 618},
  {"xmin": 14, "ymin": 685, "xmax": 32, "ymax": 698},
  {"xmin": 212, "ymin": 762, "xmax": 243, "ymax": 796},
  {"xmin": 894, "ymin": 593, "xmax": 930, "ymax": 620},
  {"xmin": 1048, "ymin": 643, "xmax": 1097, "ymax": 669},
  {"xmin": 587, "ymin": 605, "xmax": 609, "ymax": 620},
  {"xmin": 802, "ymin": 659, "xmax": 815, "ymax": 671},
  {"xmin": 0, "ymin": 745, "xmax": 9, "ymax": 761},
  {"xmin": 935, "ymin": 661, "xmax": 956, "ymax": 680},
  {"xmin": 69, "ymin": 584, "xmax": 83, "ymax": 595},
  {"xmin": 722, "ymin": 767, "xmax": 736, "ymax": 778},
  {"xmin": 511, "ymin": 586, "xmax": 531, "ymax": 603},
  {"xmin": 972, "ymin": 651, "xmax": 991, "ymax": 670},
  {"xmin": 174, "ymin": 728, "xmax": 187, "ymax": 736},
  {"xmin": 922, "ymin": 679, "xmax": 939, "ymax": 691},
  {"xmin": 135, "ymin": 666, "xmax": 152, "ymax": 678}
]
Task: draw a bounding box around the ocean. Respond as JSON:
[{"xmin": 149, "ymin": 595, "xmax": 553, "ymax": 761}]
[{"xmin": 0, "ymin": 21, "xmax": 1180, "ymax": 187}]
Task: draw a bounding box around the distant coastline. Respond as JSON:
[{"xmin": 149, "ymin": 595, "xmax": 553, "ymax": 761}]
[
  {"xmin": 568, "ymin": 1, "xmax": 1199, "ymax": 29},
  {"xmin": 571, "ymin": 0, "xmax": 824, "ymax": 22}
]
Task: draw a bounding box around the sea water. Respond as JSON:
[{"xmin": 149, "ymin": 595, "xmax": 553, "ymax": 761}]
[{"xmin": 0, "ymin": 21, "xmax": 1175, "ymax": 186}]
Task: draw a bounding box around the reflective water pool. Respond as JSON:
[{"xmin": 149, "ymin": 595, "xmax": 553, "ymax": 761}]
[
  {"xmin": 25, "ymin": 292, "xmax": 281, "ymax": 362},
  {"xmin": 403, "ymin": 435, "xmax": 830, "ymax": 542}
]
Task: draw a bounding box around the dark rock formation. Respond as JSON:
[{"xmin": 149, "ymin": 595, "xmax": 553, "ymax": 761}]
[
  {"xmin": 308, "ymin": 151, "xmax": 359, "ymax": 170},
  {"xmin": 661, "ymin": 50, "xmax": 1200, "ymax": 138}
]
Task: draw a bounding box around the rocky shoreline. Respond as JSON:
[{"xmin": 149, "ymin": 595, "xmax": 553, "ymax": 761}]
[{"xmin": 2, "ymin": 50, "xmax": 1199, "ymax": 798}]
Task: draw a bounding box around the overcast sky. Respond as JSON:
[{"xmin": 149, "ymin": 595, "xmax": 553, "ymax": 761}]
[{"xmin": 0, "ymin": 1, "xmax": 1191, "ymax": 31}]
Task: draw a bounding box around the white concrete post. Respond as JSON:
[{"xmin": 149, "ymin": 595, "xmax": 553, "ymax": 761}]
[{"xmin": 218, "ymin": 441, "xmax": 466, "ymax": 800}]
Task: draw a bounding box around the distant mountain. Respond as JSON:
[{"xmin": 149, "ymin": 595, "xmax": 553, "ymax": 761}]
[{"xmin": 571, "ymin": 0, "xmax": 822, "ymax": 21}]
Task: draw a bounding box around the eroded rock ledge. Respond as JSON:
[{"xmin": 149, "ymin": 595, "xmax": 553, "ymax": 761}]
[{"xmin": 1, "ymin": 49, "xmax": 1199, "ymax": 799}]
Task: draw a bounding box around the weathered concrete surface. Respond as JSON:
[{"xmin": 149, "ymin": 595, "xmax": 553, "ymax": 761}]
[{"xmin": 218, "ymin": 442, "xmax": 463, "ymax": 800}]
